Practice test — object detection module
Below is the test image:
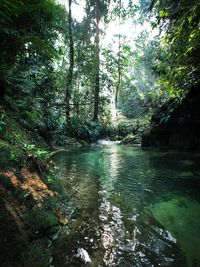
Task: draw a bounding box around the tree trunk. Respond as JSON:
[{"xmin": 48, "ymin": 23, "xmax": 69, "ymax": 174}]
[
  {"xmin": 93, "ymin": 0, "xmax": 100, "ymax": 122},
  {"xmin": 115, "ymin": 0, "xmax": 121, "ymax": 109},
  {"xmin": 66, "ymin": 0, "xmax": 74, "ymax": 123},
  {"xmin": 75, "ymin": 48, "xmax": 81, "ymax": 115}
]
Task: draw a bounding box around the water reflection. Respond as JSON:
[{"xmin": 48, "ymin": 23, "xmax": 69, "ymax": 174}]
[
  {"xmin": 98, "ymin": 195, "xmax": 125, "ymax": 266},
  {"xmin": 108, "ymin": 146, "xmax": 121, "ymax": 180},
  {"xmin": 99, "ymin": 146, "xmax": 122, "ymax": 194},
  {"xmin": 51, "ymin": 146, "xmax": 200, "ymax": 267}
]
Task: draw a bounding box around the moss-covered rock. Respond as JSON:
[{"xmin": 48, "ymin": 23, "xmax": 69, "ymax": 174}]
[{"xmin": 121, "ymin": 134, "xmax": 141, "ymax": 145}]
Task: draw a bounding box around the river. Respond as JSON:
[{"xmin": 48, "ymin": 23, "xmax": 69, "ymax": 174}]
[{"xmin": 51, "ymin": 143, "xmax": 200, "ymax": 267}]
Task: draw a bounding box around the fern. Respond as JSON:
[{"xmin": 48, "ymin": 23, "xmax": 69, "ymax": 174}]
[
  {"xmin": 0, "ymin": 0, "xmax": 23, "ymax": 24},
  {"xmin": 0, "ymin": 61, "xmax": 36, "ymax": 96}
]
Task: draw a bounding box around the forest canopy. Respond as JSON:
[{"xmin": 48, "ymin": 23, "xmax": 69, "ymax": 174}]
[{"xmin": 0, "ymin": 0, "xmax": 200, "ymax": 142}]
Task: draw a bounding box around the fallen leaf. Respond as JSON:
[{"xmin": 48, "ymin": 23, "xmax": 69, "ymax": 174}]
[{"xmin": 59, "ymin": 217, "xmax": 68, "ymax": 225}]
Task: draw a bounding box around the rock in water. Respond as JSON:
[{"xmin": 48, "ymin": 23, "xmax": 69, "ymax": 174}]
[{"xmin": 74, "ymin": 248, "xmax": 91, "ymax": 264}]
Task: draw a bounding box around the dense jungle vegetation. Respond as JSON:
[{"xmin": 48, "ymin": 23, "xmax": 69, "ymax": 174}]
[
  {"xmin": 1, "ymin": 0, "xmax": 200, "ymax": 144},
  {"xmin": 0, "ymin": 0, "xmax": 200, "ymax": 266}
]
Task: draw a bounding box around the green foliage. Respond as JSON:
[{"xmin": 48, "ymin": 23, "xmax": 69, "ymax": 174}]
[
  {"xmin": 114, "ymin": 120, "xmax": 143, "ymax": 137},
  {"xmin": 0, "ymin": 114, "xmax": 6, "ymax": 132},
  {"xmin": 0, "ymin": 0, "xmax": 70, "ymax": 149},
  {"xmin": 0, "ymin": 0, "xmax": 67, "ymax": 103},
  {"xmin": 24, "ymin": 143, "xmax": 49, "ymax": 160},
  {"xmin": 1, "ymin": 0, "xmax": 199, "ymax": 148},
  {"xmin": 121, "ymin": 134, "xmax": 141, "ymax": 145},
  {"xmin": 45, "ymin": 170, "xmax": 68, "ymax": 195},
  {"xmin": 67, "ymin": 117, "xmax": 102, "ymax": 142},
  {"xmin": 115, "ymin": 120, "xmax": 137, "ymax": 137},
  {"xmin": 24, "ymin": 208, "xmax": 58, "ymax": 236},
  {"xmin": 63, "ymin": 116, "xmax": 114, "ymax": 142},
  {"xmin": 150, "ymin": 0, "xmax": 200, "ymax": 93},
  {"xmin": 0, "ymin": 140, "xmax": 25, "ymax": 167},
  {"xmin": 113, "ymin": 116, "xmax": 151, "ymax": 140}
]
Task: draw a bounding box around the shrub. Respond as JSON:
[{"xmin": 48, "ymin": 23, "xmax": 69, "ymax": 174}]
[{"xmin": 66, "ymin": 117, "xmax": 102, "ymax": 142}]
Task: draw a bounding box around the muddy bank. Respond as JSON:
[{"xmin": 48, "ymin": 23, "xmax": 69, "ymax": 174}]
[
  {"xmin": 0, "ymin": 162, "xmax": 73, "ymax": 266},
  {"xmin": 0, "ymin": 109, "xmax": 76, "ymax": 266}
]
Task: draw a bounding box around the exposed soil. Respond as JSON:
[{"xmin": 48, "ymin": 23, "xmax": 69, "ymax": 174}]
[{"xmin": 0, "ymin": 166, "xmax": 60, "ymax": 266}]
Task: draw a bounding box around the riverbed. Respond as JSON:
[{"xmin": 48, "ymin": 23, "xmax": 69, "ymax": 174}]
[{"xmin": 51, "ymin": 144, "xmax": 200, "ymax": 267}]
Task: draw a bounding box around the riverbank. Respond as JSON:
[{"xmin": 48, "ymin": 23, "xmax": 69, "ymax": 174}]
[
  {"xmin": 0, "ymin": 108, "xmax": 83, "ymax": 266},
  {"xmin": 2, "ymin": 100, "xmax": 200, "ymax": 266},
  {"xmin": 0, "ymin": 107, "xmax": 144, "ymax": 265}
]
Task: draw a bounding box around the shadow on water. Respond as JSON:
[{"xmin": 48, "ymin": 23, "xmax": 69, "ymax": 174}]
[{"xmin": 51, "ymin": 145, "xmax": 200, "ymax": 267}]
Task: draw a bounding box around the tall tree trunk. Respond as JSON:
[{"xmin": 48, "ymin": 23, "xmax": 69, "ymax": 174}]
[
  {"xmin": 115, "ymin": 0, "xmax": 121, "ymax": 109},
  {"xmin": 75, "ymin": 48, "xmax": 81, "ymax": 115},
  {"xmin": 93, "ymin": 0, "xmax": 100, "ymax": 122},
  {"xmin": 66, "ymin": 0, "xmax": 74, "ymax": 123}
]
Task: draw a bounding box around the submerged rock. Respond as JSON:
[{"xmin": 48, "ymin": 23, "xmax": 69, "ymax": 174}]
[
  {"xmin": 73, "ymin": 248, "xmax": 91, "ymax": 264},
  {"xmin": 149, "ymin": 196, "xmax": 200, "ymax": 267}
]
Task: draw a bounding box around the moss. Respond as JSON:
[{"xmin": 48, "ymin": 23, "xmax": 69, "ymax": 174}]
[
  {"xmin": 0, "ymin": 111, "xmax": 48, "ymax": 149},
  {"xmin": 0, "ymin": 166, "xmax": 70, "ymax": 266},
  {"xmin": 45, "ymin": 172, "xmax": 67, "ymax": 195},
  {"xmin": 0, "ymin": 114, "xmax": 30, "ymax": 145},
  {"xmin": 0, "ymin": 111, "xmax": 49, "ymax": 168},
  {"xmin": 0, "ymin": 109, "xmax": 72, "ymax": 266},
  {"xmin": 24, "ymin": 208, "xmax": 58, "ymax": 238},
  {"xmin": 0, "ymin": 140, "xmax": 25, "ymax": 167}
]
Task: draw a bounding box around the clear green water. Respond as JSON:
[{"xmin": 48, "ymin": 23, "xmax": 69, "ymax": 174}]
[{"xmin": 52, "ymin": 144, "xmax": 200, "ymax": 267}]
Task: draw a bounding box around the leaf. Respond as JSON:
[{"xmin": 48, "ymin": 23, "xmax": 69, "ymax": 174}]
[
  {"xmin": 56, "ymin": 208, "xmax": 68, "ymax": 225},
  {"xmin": 159, "ymin": 9, "xmax": 169, "ymax": 18},
  {"xmin": 59, "ymin": 217, "xmax": 68, "ymax": 225},
  {"xmin": 186, "ymin": 47, "xmax": 193, "ymax": 54}
]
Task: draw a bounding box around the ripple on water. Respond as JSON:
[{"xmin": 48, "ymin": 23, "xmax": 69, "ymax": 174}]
[{"xmin": 51, "ymin": 146, "xmax": 200, "ymax": 267}]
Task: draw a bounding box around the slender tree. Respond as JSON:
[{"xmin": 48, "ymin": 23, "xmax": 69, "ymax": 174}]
[
  {"xmin": 115, "ymin": 0, "xmax": 122, "ymax": 109},
  {"xmin": 93, "ymin": 0, "xmax": 100, "ymax": 122},
  {"xmin": 66, "ymin": 0, "xmax": 74, "ymax": 123}
]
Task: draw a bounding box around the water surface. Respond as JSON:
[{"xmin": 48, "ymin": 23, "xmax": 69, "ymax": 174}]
[{"xmin": 52, "ymin": 144, "xmax": 200, "ymax": 267}]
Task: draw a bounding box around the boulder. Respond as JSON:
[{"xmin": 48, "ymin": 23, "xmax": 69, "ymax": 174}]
[
  {"xmin": 142, "ymin": 84, "xmax": 200, "ymax": 150},
  {"xmin": 72, "ymin": 248, "xmax": 91, "ymax": 264}
]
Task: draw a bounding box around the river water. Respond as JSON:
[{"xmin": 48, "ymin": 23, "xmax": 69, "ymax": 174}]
[{"xmin": 52, "ymin": 144, "xmax": 200, "ymax": 267}]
